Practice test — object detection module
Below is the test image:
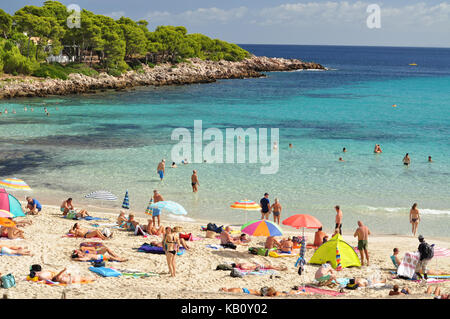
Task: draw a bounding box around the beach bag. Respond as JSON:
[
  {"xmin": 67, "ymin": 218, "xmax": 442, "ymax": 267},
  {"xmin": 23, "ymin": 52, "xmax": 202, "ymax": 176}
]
[
  {"xmin": 1, "ymin": 274, "xmax": 16, "ymax": 289},
  {"xmin": 257, "ymin": 248, "xmax": 269, "ymax": 256},
  {"xmin": 206, "ymin": 230, "xmax": 216, "ymax": 239},
  {"xmin": 66, "ymin": 211, "xmax": 77, "ymax": 219},
  {"xmin": 248, "ymin": 247, "xmax": 258, "ymax": 255},
  {"xmin": 230, "ymin": 269, "xmax": 244, "ymax": 278},
  {"xmin": 102, "ymin": 228, "xmax": 112, "ymax": 238},
  {"xmin": 92, "ymin": 260, "xmax": 105, "ymax": 267},
  {"xmin": 216, "ymin": 264, "xmax": 233, "ymax": 271}
]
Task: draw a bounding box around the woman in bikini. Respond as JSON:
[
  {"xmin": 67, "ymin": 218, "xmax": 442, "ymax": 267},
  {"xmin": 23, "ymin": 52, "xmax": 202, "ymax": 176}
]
[
  {"xmin": 0, "ymin": 244, "xmax": 33, "ymax": 256},
  {"xmin": 71, "ymin": 248, "xmax": 128, "ymax": 262},
  {"xmin": 409, "ymin": 203, "xmax": 420, "ymax": 237},
  {"xmin": 36, "ymin": 267, "xmax": 94, "ymax": 284},
  {"xmin": 69, "ymin": 223, "xmax": 108, "ymax": 240},
  {"xmin": 162, "ymin": 227, "xmax": 180, "ymax": 277},
  {"xmin": 0, "ymin": 226, "xmax": 25, "ymax": 239}
]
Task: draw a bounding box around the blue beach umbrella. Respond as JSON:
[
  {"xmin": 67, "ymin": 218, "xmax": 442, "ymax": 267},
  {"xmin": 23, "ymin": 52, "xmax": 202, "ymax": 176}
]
[
  {"xmin": 150, "ymin": 201, "xmax": 187, "ymax": 216},
  {"xmin": 122, "ymin": 190, "xmax": 130, "ymax": 209}
]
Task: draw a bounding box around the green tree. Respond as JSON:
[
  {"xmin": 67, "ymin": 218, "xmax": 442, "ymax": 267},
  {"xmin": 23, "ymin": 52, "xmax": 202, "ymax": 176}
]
[
  {"xmin": 116, "ymin": 17, "xmax": 148, "ymax": 59},
  {"xmin": 0, "ymin": 9, "xmax": 12, "ymax": 39}
]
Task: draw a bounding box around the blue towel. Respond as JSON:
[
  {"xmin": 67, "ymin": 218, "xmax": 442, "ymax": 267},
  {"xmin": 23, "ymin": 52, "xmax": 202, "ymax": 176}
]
[
  {"xmin": 0, "ymin": 253, "xmax": 21, "ymax": 256},
  {"xmin": 83, "ymin": 216, "xmax": 108, "ymax": 221},
  {"xmin": 88, "ymin": 266, "xmax": 121, "ymax": 277}
]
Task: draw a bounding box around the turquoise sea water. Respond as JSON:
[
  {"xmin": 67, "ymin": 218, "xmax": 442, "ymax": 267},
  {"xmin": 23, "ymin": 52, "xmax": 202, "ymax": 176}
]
[{"xmin": 1, "ymin": 45, "xmax": 449, "ymax": 237}]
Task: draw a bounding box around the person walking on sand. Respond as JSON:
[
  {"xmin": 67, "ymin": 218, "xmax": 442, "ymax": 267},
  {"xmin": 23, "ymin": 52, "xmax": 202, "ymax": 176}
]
[
  {"xmin": 157, "ymin": 159, "xmax": 165, "ymax": 181},
  {"xmin": 191, "ymin": 170, "xmax": 199, "ymax": 193},
  {"xmin": 416, "ymin": 235, "xmax": 434, "ymax": 280},
  {"xmin": 260, "ymin": 193, "xmax": 270, "ymax": 220},
  {"xmin": 403, "ymin": 153, "xmax": 411, "ymax": 166},
  {"xmin": 334, "ymin": 205, "xmax": 343, "ymax": 235},
  {"xmin": 152, "ymin": 190, "xmax": 164, "ymax": 227},
  {"xmin": 354, "ymin": 221, "xmax": 371, "ymax": 266},
  {"xmin": 409, "ymin": 203, "xmax": 420, "ymax": 236},
  {"xmin": 271, "ymin": 198, "xmax": 282, "ymax": 224}
]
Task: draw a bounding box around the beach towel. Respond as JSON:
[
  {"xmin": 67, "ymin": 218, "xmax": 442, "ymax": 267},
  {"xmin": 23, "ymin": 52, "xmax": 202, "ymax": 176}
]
[
  {"xmin": 206, "ymin": 244, "xmax": 223, "ymax": 250},
  {"xmin": 89, "ymin": 266, "xmax": 121, "ymax": 277},
  {"xmin": 0, "ymin": 252, "xmax": 21, "ymax": 256},
  {"xmin": 304, "ymin": 285, "xmax": 345, "ymax": 296},
  {"xmin": 397, "ymin": 251, "xmax": 420, "ymax": 279},
  {"xmin": 82, "ymin": 216, "xmax": 108, "ymax": 221},
  {"xmin": 90, "ymin": 223, "xmax": 120, "ymax": 229},
  {"xmin": 433, "ymin": 246, "xmax": 450, "ymax": 258},
  {"xmin": 26, "ymin": 278, "xmax": 94, "ymax": 286},
  {"xmin": 116, "ymin": 269, "xmax": 159, "ymax": 278},
  {"xmin": 237, "ymin": 269, "xmax": 278, "ymax": 276},
  {"xmin": 268, "ymin": 250, "xmax": 298, "ymax": 258},
  {"xmin": 137, "ymin": 243, "xmax": 185, "ymax": 256},
  {"xmin": 62, "ymin": 233, "xmax": 102, "ymax": 239}
]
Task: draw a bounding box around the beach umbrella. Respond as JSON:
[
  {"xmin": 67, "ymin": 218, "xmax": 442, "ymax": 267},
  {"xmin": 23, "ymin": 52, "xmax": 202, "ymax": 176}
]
[
  {"xmin": 85, "ymin": 190, "xmax": 117, "ymax": 207},
  {"xmin": 282, "ymin": 214, "xmax": 322, "ymax": 237},
  {"xmin": 241, "ymin": 219, "xmax": 283, "ymax": 237},
  {"xmin": 122, "ymin": 190, "xmax": 130, "ymax": 209},
  {"xmin": 0, "ymin": 217, "xmax": 15, "ymax": 228},
  {"xmin": 0, "ymin": 178, "xmax": 32, "ymax": 191},
  {"xmin": 230, "ymin": 199, "xmax": 261, "ymax": 224},
  {"xmin": 0, "ymin": 188, "xmax": 25, "ymax": 218},
  {"xmin": 150, "ymin": 201, "xmax": 187, "ymax": 215}
]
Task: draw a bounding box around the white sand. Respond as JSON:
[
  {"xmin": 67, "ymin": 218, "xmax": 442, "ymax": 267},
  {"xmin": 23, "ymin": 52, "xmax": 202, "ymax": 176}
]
[{"xmin": 0, "ymin": 204, "xmax": 448, "ymax": 299}]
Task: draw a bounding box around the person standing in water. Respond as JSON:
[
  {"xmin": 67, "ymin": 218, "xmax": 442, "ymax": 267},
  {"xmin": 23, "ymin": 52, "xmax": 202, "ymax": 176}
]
[
  {"xmin": 271, "ymin": 198, "xmax": 282, "ymax": 225},
  {"xmin": 409, "ymin": 203, "xmax": 420, "ymax": 237},
  {"xmin": 260, "ymin": 193, "xmax": 270, "ymax": 220},
  {"xmin": 428, "ymin": 156, "xmax": 433, "ymax": 162},
  {"xmin": 403, "ymin": 153, "xmax": 411, "ymax": 166},
  {"xmin": 157, "ymin": 159, "xmax": 165, "ymax": 181},
  {"xmin": 191, "ymin": 170, "xmax": 199, "ymax": 193}
]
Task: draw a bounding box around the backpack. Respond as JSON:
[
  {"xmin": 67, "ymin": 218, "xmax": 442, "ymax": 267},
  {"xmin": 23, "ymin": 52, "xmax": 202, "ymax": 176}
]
[
  {"xmin": 421, "ymin": 243, "xmax": 434, "ymax": 259},
  {"xmin": 216, "ymin": 264, "xmax": 233, "ymax": 271},
  {"xmin": 248, "ymin": 247, "xmax": 258, "ymax": 255},
  {"xmin": 230, "ymin": 269, "xmax": 244, "ymax": 278},
  {"xmin": 206, "ymin": 223, "xmax": 217, "ymax": 231},
  {"xmin": 1, "ymin": 274, "xmax": 16, "ymax": 289}
]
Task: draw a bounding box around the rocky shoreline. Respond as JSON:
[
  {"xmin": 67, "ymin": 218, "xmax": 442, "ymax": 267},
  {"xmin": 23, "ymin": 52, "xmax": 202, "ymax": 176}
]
[{"xmin": 0, "ymin": 56, "xmax": 326, "ymax": 99}]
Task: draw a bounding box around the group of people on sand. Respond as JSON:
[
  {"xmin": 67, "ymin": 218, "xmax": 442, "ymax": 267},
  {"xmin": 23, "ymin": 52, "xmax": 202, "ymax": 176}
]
[
  {"xmin": 60, "ymin": 198, "xmax": 89, "ymax": 219},
  {"xmin": 219, "ymin": 226, "xmax": 251, "ymax": 249}
]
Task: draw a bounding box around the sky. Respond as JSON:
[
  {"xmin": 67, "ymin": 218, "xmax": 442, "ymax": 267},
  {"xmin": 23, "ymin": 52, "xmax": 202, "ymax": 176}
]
[{"xmin": 2, "ymin": 0, "xmax": 450, "ymax": 47}]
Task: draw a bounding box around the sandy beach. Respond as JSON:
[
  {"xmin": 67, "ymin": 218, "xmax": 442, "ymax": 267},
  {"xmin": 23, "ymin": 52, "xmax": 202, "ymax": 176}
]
[{"xmin": 1, "ymin": 203, "xmax": 448, "ymax": 299}]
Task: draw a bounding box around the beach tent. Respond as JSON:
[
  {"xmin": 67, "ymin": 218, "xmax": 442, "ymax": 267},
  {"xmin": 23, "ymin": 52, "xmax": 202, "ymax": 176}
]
[
  {"xmin": 0, "ymin": 188, "xmax": 25, "ymax": 218},
  {"xmin": 309, "ymin": 233, "xmax": 361, "ymax": 269}
]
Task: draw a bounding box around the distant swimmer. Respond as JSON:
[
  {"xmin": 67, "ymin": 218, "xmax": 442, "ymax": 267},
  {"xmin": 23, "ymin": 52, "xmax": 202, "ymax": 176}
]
[
  {"xmin": 403, "ymin": 153, "xmax": 411, "ymax": 166},
  {"xmin": 171, "ymin": 162, "xmax": 177, "ymax": 168},
  {"xmin": 4, "ymin": 109, "xmax": 7, "ymax": 114},
  {"xmin": 12, "ymin": 109, "xmax": 16, "ymax": 114},
  {"xmin": 289, "ymin": 143, "xmax": 293, "ymax": 148},
  {"xmin": 374, "ymin": 144, "xmax": 382, "ymax": 153},
  {"xmin": 428, "ymin": 156, "xmax": 432, "ymax": 162},
  {"xmin": 273, "ymin": 142, "xmax": 278, "ymax": 151},
  {"xmin": 30, "ymin": 108, "xmax": 34, "ymax": 112},
  {"xmin": 191, "ymin": 170, "xmax": 199, "ymax": 193},
  {"xmin": 343, "ymin": 147, "xmax": 347, "ymax": 152},
  {"xmin": 182, "ymin": 158, "xmax": 189, "ymax": 164},
  {"xmin": 392, "ymin": 104, "xmax": 397, "ymax": 107},
  {"xmin": 339, "ymin": 157, "xmax": 345, "ymax": 162},
  {"xmin": 44, "ymin": 107, "xmax": 48, "ymax": 113},
  {"xmin": 157, "ymin": 159, "xmax": 165, "ymax": 181},
  {"xmin": 24, "ymin": 107, "xmax": 27, "ymax": 111}
]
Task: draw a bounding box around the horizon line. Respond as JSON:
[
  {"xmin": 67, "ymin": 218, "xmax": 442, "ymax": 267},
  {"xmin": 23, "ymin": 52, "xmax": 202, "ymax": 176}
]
[{"xmin": 236, "ymin": 43, "xmax": 450, "ymax": 50}]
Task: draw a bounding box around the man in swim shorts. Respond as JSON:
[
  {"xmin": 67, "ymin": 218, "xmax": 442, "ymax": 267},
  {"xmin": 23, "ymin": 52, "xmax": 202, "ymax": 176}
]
[
  {"xmin": 152, "ymin": 190, "xmax": 164, "ymax": 227},
  {"xmin": 26, "ymin": 197, "xmax": 42, "ymax": 215},
  {"xmin": 157, "ymin": 159, "xmax": 165, "ymax": 181},
  {"xmin": 334, "ymin": 205, "xmax": 343, "ymax": 235},
  {"xmin": 354, "ymin": 220, "xmax": 371, "ymax": 266},
  {"xmin": 315, "ymin": 262, "xmax": 336, "ymax": 285},
  {"xmin": 260, "ymin": 193, "xmax": 270, "ymax": 220}
]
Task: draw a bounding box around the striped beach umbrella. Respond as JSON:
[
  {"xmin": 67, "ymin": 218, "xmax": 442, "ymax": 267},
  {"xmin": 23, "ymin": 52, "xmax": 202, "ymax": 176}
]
[
  {"xmin": 150, "ymin": 201, "xmax": 187, "ymax": 215},
  {"xmin": 230, "ymin": 199, "xmax": 261, "ymax": 223},
  {"xmin": 122, "ymin": 190, "xmax": 130, "ymax": 209},
  {"xmin": 0, "ymin": 188, "xmax": 25, "ymax": 218},
  {"xmin": 336, "ymin": 247, "xmax": 342, "ymax": 271},
  {"xmin": 241, "ymin": 219, "xmax": 283, "ymax": 237},
  {"xmin": 85, "ymin": 191, "xmax": 118, "ymax": 201},
  {"xmin": 0, "ymin": 178, "xmax": 32, "ymax": 191}
]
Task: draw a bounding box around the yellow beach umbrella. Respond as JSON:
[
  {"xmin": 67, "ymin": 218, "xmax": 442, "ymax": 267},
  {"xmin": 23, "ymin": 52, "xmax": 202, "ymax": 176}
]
[{"xmin": 0, "ymin": 178, "xmax": 32, "ymax": 191}]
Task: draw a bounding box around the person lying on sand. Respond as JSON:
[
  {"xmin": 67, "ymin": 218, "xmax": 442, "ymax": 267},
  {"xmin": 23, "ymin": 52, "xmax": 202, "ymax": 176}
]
[
  {"xmin": 347, "ymin": 277, "xmax": 387, "ymax": 288},
  {"xmin": 71, "ymin": 248, "xmax": 128, "ymax": 262},
  {"xmin": 220, "ymin": 287, "xmax": 300, "ymax": 297},
  {"xmin": 145, "ymin": 219, "xmax": 165, "ymax": 236},
  {"xmin": 69, "ymin": 223, "xmax": 110, "ymax": 240},
  {"xmin": 0, "ymin": 226, "xmax": 25, "ymax": 239},
  {"xmin": 426, "ymin": 286, "xmax": 449, "ymax": 299},
  {"xmin": 389, "ymin": 285, "xmax": 411, "ymax": 296},
  {"xmin": 35, "ymin": 267, "xmax": 95, "ymax": 284},
  {"xmin": 0, "ymin": 244, "xmax": 33, "ymax": 256},
  {"xmin": 237, "ymin": 234, "xmax": 251, "ymax": 245},
  {"xmin": 231, "ymin": 262, "xmax": 287, "ymax": 271}
]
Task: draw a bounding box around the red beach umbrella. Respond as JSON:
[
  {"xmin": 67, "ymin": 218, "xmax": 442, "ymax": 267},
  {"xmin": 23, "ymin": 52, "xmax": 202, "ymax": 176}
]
[{"xmin": 282, "ymin": 214, "xmax": 322, "ymax": 237}]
